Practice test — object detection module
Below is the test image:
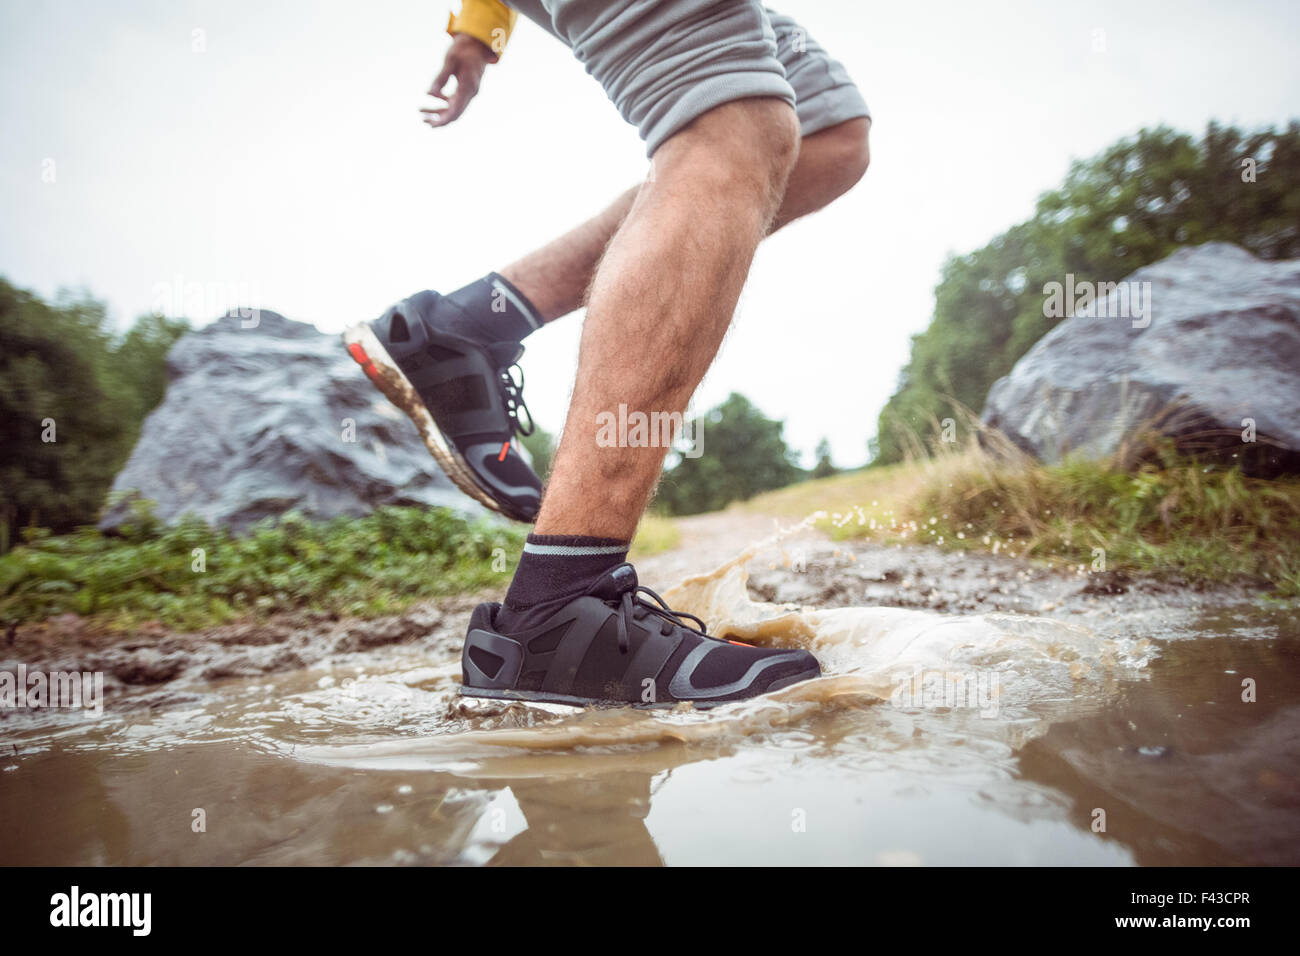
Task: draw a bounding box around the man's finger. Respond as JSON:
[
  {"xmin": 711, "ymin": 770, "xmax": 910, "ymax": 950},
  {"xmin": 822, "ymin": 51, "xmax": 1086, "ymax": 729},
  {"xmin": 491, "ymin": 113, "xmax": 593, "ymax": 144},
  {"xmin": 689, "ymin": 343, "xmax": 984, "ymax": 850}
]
[
  {"xmin": 440, "ymin": 92, "xmax": 468, "ymax": 125},
  {"xmin": 427, "ymin": 64, "xmax": 453, "ymax": 97},
  {"xmin": 422, "ymin": 107, "xmax": 452, "ymax": 128}
]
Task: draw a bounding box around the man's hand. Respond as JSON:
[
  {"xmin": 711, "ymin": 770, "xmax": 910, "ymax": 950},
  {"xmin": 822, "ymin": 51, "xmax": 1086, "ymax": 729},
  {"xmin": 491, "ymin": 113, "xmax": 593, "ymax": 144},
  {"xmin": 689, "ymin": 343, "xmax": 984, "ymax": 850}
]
[{"xmin": 422, "ymin": 34, "xmax": 496, "ymax": 128}]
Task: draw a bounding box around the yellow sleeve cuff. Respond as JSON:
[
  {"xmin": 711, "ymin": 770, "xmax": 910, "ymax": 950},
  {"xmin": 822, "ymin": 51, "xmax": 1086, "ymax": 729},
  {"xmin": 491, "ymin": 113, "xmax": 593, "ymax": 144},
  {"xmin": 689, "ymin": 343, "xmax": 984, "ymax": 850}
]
[{"xmin": 447, "ymin": 1, "xmax": 518, "ymax": 59}]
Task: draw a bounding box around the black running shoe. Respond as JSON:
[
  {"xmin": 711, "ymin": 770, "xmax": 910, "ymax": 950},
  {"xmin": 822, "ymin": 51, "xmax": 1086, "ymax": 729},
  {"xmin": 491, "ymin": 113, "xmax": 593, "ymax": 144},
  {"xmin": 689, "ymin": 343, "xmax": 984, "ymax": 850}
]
[
  {"xmin": 460, "ymin": 563, "xmax": 821, "ymax": 708},
  {"xmin": 343, "ymin": 291, "xmax": 541, "ymax": 522}
]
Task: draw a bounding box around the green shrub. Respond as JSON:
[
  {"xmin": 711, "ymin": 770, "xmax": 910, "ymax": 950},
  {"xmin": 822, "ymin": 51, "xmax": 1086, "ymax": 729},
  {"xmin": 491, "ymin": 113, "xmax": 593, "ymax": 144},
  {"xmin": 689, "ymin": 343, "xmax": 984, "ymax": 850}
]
[{"xmin": 0, "ymin": 506, "xmax": 525, "ymax": 630}]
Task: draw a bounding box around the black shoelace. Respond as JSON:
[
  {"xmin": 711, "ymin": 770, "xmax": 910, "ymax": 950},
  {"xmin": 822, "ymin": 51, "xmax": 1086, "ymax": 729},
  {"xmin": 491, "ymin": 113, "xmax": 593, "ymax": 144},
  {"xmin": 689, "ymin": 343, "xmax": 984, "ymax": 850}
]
[
  {"xmin": 615, "ymin": 585, "xmax": 708, "ymax": 654},
  {"xmin": 500, "ymin": 363, "xmax": 534, "ymax": 437}
]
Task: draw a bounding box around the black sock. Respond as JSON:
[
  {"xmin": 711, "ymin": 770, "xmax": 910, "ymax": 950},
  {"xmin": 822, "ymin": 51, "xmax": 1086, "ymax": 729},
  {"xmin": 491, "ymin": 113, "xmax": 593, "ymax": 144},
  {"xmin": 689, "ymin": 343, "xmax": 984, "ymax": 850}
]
[
  {"xmin": 496, "ymin": 533, "xmax": 629, "ymax": 634},
  {"xmin": 437, "ymin": 272, "xmax": 543, "ymax": 346}
]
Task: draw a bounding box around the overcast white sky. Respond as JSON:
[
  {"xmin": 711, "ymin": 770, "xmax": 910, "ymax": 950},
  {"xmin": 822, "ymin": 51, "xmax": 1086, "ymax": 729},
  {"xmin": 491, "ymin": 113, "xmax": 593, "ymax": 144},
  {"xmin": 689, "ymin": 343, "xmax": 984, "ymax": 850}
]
[{"xmin": 3, "ymin": 0, "xmax": 1298, "ymax": 466}]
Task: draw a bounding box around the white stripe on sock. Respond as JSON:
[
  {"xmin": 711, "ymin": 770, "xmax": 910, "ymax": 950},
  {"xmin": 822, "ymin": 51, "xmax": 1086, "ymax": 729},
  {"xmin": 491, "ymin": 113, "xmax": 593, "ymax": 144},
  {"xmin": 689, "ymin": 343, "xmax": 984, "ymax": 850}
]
[
  {"xmin": 491, "ymin": 278, "xmax": 541, "ymax": 330},
  {"xmin": 522, "ymin": 542, "xmax": 626, "ymax": 557}
]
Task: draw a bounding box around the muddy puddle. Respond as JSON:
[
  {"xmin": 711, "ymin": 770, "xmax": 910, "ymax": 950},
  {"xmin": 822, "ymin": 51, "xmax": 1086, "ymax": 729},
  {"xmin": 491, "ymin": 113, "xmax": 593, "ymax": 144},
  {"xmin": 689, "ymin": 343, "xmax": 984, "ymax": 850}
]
[{"xmin": 2, "ymin": 521, "xmax": 1298, "ymax": 865}]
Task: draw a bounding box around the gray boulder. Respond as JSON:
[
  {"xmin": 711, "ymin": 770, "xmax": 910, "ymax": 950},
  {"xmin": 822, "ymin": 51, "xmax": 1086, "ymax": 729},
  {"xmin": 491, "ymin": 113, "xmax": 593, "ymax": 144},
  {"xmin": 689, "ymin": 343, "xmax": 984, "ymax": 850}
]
[
  {"xmin": 100, "ymin": 310, "xmax": 479, "ymax": 533},
  {"xmin": 982, "ymin": 243, "xmax": 1300, "ymax": 474}
]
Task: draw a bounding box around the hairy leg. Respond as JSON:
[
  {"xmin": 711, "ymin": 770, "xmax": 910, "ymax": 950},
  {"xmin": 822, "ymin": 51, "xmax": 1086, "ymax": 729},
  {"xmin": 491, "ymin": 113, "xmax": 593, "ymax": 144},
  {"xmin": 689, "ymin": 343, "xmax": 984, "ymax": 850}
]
[
  {"xmin": 534, "ymin": 97, "xmax": 801, "ymax": 539},
  {"xmin": 500, "ymin": 117, "xmax": 870, "ymax": 323}
]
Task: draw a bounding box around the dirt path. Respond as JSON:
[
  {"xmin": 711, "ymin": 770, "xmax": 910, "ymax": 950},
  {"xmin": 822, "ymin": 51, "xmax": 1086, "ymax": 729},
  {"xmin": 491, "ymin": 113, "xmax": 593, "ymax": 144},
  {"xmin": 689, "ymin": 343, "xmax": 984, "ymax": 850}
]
[{"xmin": 639, "ymin": 505, "xmax": 1271, "ymax": 642}]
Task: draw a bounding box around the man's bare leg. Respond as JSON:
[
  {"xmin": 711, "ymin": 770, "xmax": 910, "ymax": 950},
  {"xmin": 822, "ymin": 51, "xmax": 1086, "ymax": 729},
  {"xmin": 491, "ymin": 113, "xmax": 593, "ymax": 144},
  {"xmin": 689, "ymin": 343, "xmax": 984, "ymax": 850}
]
[
  {"xmin": 534, "ymin": 97, "xmax": 801, "ymax": 540},
  {"xmin": 500, "ymin": 117, "xmax": 870, "ymax": 323}
]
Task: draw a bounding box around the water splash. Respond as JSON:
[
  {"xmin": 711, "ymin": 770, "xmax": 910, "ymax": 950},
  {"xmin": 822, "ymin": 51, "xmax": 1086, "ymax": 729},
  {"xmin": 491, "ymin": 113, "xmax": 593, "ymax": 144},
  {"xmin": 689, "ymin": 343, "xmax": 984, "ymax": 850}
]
[{"xmin": 285, "ymin": 545, "xmax": 1152, "ymax": 771}]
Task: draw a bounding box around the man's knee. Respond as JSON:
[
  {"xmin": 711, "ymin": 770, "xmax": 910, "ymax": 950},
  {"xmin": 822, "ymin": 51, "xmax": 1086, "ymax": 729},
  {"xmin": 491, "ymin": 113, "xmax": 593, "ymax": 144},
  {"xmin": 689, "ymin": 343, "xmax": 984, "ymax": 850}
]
[
  {"xmin": 741, "ymin": 99, "xmax": 801, "ymax": 190},
  {"xmin": 819, "ymin": 117, "xmax": 871, "ymax": 192},
  {"xmin": 655, "ymin": 97, "xmax": 800, "ymax": 206}
]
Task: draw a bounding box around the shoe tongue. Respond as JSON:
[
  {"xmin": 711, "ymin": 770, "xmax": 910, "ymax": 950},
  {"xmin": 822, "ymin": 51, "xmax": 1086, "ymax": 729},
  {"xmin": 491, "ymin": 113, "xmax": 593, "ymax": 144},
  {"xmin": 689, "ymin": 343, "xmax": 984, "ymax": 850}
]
[
  {"xmin": 485, "ymin": 341, "xmax": 524, "ymax": 368},
  {"xmin": 585, "ymin": 563, "xmax": 638, "ymax": 601}
]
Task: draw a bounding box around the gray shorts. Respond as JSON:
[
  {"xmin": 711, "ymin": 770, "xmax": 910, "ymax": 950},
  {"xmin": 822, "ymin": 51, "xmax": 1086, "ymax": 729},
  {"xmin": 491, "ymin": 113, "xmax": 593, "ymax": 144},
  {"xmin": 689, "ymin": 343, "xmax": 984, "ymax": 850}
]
[{"xmin": 506, "ymin": 0, "xmax": 871, "ymax": 156}]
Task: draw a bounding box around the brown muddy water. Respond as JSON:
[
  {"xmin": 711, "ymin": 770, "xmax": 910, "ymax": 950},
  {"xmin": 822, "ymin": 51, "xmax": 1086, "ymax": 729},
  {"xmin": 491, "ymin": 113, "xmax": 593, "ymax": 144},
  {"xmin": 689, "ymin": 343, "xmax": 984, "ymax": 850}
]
[{"xmin": 2, "ymin": 517, "xmax": 1297, "ymax": 866}]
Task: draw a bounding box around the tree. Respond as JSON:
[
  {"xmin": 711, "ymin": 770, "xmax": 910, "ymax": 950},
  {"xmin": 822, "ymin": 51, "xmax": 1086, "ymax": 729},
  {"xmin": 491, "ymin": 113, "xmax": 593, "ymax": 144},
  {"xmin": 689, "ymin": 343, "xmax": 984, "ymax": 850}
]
[
  {"xmin": 874, "ymin": 121, "xmax": 1300, "ymax": 464},
  {"xmin": 653, "ymin": 393, "xmax": 802, "ymax": 515},
  {"xmin": 110, "ymin": 312, "xmax": 190, "ymax": 430},
  {"xmin": 0, "ymin": 278, "xmax": 189, "ymax": 548},
  {"xmin": 812, "ymin": 438, "xmax": 837, "ymax": 479}
]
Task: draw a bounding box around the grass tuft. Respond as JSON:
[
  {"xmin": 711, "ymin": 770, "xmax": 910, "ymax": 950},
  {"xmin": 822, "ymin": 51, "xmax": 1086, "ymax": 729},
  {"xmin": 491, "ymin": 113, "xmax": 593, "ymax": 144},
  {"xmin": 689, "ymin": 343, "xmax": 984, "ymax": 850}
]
[
  {"xmin": 747, "ymin": 439, "xmax": 1300, "ymax": 597},
  {"xmin": 0, "ymin": 504, "xmax": 526, "ymax": 631}
]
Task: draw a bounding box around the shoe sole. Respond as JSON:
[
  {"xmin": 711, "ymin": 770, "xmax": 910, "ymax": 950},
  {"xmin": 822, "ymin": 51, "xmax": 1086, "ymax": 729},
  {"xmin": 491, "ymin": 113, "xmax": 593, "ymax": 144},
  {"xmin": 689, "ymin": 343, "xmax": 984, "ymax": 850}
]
[
  {"xmin": 458, "ymin": 666, "xmax": 822, "ymax": 710},
  {"xmin": 342, "ymin": 322, "xmax": 527, "ymax": 521}
]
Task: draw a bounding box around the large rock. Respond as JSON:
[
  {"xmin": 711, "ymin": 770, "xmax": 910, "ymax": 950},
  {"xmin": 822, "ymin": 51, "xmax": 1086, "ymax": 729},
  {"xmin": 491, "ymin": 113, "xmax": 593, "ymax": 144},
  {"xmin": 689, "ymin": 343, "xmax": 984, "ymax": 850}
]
[
  {"xmin": 982, "ymin": 243, "xmax": 1300, "ymax": 473},
  {"xmin": 100, "ymin": 310, "xmax": 479, "ymax": 533}
]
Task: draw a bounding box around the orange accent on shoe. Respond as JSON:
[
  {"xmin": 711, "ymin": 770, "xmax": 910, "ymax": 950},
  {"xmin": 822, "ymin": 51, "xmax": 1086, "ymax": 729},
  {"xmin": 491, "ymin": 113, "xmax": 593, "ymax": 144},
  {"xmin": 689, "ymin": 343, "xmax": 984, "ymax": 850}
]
[
  {"xmin": 347, "ymin": 342, "xmax": 384, "ymax": 385},
  {"xmin": 497, "ymin": 441, "xmax": 510, "ymax": 461}
]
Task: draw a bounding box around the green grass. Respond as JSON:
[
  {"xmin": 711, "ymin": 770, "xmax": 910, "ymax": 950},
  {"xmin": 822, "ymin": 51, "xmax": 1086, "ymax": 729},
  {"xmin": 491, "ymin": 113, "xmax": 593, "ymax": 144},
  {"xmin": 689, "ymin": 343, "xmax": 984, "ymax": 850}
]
[
  {"xmin": 746, "ymin": 445, "xmax": 1300, "ymax": 597},
  {"xmin": 0, "ymin": 504, "xmax": 526, "ymax": 631},
  {"xmin": 629, "ymin": 513, "xmax": 681, "ymax": 560}
]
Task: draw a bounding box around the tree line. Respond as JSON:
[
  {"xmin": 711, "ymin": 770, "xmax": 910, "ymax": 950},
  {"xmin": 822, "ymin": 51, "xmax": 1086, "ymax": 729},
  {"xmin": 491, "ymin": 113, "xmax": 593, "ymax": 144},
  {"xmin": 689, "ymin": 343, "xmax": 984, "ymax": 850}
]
[{"xmin": 0, "ymin": 280, "xmax": 188, "ymax": 549}]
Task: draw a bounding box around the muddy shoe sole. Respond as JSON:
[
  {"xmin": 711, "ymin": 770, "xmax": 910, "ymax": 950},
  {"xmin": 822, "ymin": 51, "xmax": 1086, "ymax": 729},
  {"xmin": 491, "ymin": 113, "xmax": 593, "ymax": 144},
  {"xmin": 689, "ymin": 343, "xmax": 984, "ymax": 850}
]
[
  {"xmin": 343, "ymin": 322, "xmax": 508, "ymax": 517},
  {"xmin": 456, "ymin": 665, "xmax": 821, "ymax": 711}
]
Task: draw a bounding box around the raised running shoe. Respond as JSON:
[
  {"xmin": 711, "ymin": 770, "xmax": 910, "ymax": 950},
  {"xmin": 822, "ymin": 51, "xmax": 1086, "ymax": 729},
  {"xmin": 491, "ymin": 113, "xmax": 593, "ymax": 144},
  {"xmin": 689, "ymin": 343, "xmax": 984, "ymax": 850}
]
[{"xmin": 344, "ymin": 291, "xmax": 542, "ymax": 522}]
